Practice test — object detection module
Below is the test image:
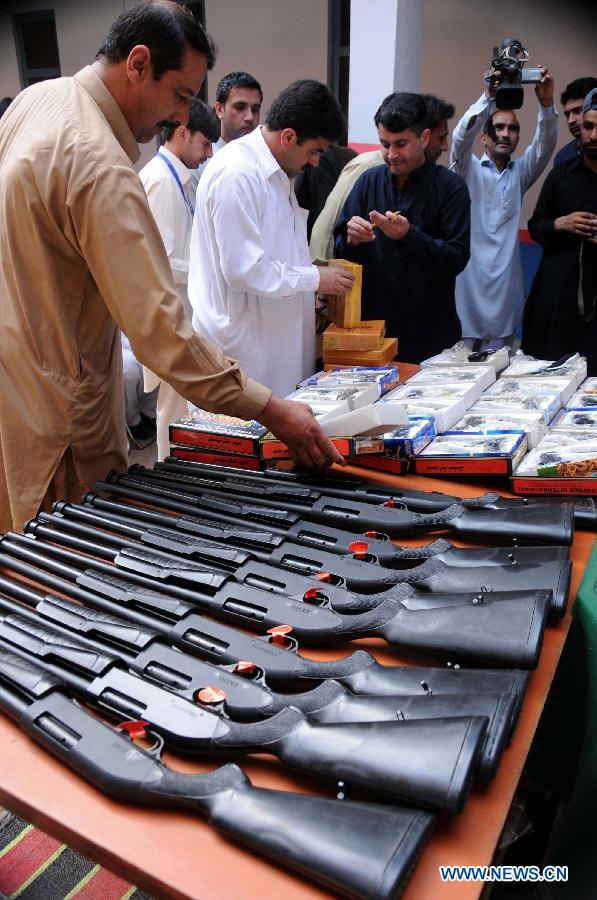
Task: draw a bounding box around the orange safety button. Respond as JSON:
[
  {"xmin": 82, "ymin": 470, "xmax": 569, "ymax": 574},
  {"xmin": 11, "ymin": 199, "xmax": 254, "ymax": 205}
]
[
  {"xmin": 267, "ymin": 624, "xmax": 293, "ymax": 645},
  {"xmin": 198, "ymin": 686, "xmax": 227, "ymax": 704},
  {"xmin": 117, "ymin": 719, "xmax": 150, "ymax": 740},
  {"xmin": 234, "ymin": 660, "xmax": 256, "ymax": 674},
  {"xmin": 314, "ymin": 572, "xmax": 331, "ymax": 583},
  {"xmin": 349, "ymin": 540, "xmax": 369, "ymax": 559},
  {"xmin": 365, "ymin": 531, "xmax": 380, "ymax": 538}
]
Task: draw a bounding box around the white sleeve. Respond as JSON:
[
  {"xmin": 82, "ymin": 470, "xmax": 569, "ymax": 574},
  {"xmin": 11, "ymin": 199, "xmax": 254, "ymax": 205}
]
[
  {"xmin": 518, "ymin": 104, "xmax": 559, "ymax": 193},
  {"xmin": 450, "ymin": 92, "xmax": 494, "ymax": 179},
  {"xmin": 206, "ymin": 166, "xmax": 320, "ymax": 298}
]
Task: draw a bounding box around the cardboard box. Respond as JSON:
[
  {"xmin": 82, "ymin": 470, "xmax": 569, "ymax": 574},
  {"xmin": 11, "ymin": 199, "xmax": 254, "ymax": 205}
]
[
  {"xmin": 260, "ymin": 434, "xmax": 384, "ymax": 460},
  {"xmin": 169, "ymin": 409, "xmax": 267, "ymax": 455},
  {"xmin": 414, "ymin": 432, "xmax": 528, "ymax": 476},
  {"xmin": 323, "ymin": 337, "xmax": 398, "ymax": 367},
  {"xmin": 511, "ymin": 475, "xmax": 597, "ymax": 496},
  {"xmin": 287, "ymin": 383, "xmax": 379, "ymax": 413},
  {"xmin": 501, "ymin": 352, "xmax": 587, "ymax": 388},
  {"xmin": 378, "ymin": 417, "xmax": 437, "ymax": 458},
  {"xmin": 380, "ymin": 393, "xmax": 467, "ymax": 433},
  {"xmin": 317, "ymin": 402, "xmax": 408, "ymax": 436},
  {"xmin": 299, "ymin": 366, "xmax": 400, "ymax": 396},
  {"xmin": 326, "ymin": 259, "xmax": 362, "ymax": 328},
  {"xmin": 473, "ymin": 387, "xmax": 561, "ymax": 425},
  {"xmin": 169, "ymin": 445, "xmax": 268, "ymax": 471},
  {"xmin": 565, "ymin": 391, "xmax": 597, "ymax": 412},
  {"xmin": 406, "ymin": 365, "xmax": 496, "ymax": 392},
  {"xmin": 553, "ymin": 410, "xmax": 597, "ymax": 429},
  {"xmin": 382, "ymin": 381, "xmax": 480, "ymax": 410},
  {"xmin": 421, "ymin": 342, "xmax": 510, "ymax": 374},
  {"xmin": 345, "ymin": 455, "xmax": 408, "ymax": 475},
  {"xmin": 448, "ymin": 410, "xmax": 547, "ymax": 449},
  {"xmin": 323, "ymin": 321, "xmax": 385, "ymax": 352}
]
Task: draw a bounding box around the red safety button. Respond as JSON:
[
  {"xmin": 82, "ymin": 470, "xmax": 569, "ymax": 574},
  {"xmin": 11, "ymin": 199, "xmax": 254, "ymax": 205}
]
[
  {"xmin": 303, "ymin": 588, "xmax": 320, "ymax": 602},
  {"xmin": 117, "ymin": 719, "xmax": 150, "ymax": 740},
  {"xmin": 349, "ymin": 540, "xmax": 369, "ymax": 559},
  {"xmin": 234, "ymin": 660, "xmax": 256, "ymax": 674},
  {"xmin": 198, "ymin": 686, "xmax": 227, "ymax": 704},
  {"xmin": 267, "ymin": 624, "xmax": 293, "ymax": 645},
  {"xmin": 384, "ymin": 500, "xmax": 395, "ymax": 508},
  {"xmin": 365, "ymin": 531, "xmax": 380, "ymax": 538}
]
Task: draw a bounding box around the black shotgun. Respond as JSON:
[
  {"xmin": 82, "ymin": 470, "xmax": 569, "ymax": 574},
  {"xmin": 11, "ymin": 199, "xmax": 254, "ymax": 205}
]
[
  {"xmin": 52, "ymin": 499, "xmax": 570, "ymax": 617},
  {"xmin": 9, "ymin": 526, "xmax": 550, "ymax": 669},
  {"xmin": 89, "ymin": 484, "xmax": 570, "ymax": 570},
  {"xmin": 160, "ymin": 457, "xmax": 595, "ymax": 529},
  {"xmin": 122, "ymin": 464, "xmax": 573, "ymax": 546},
  {"xmin": 0, "ymin": 537, "xmax": 532, "ymax": 730},
  {"xmin": 0, "ymin": 583, "xmax": 514, "ymax": 780},
  {"xmin": 0, "ymin": 648, "xmax": 435, "ymax": 899},
  {"xmin": 0, "ymin": 614, "xmax": 490, "ymax": 812}
]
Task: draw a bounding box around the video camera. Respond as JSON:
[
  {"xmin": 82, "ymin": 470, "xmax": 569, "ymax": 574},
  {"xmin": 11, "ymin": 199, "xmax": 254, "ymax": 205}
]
[{"xmin": 485, "ymin": 39, "xmax": 542, "ymax": 109}]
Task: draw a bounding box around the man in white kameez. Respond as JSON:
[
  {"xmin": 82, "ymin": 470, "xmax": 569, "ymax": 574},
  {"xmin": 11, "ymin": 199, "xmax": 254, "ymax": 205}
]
[
  {"xmin": 140, "ymin": 98, "xmax": 219, "ymax": 458},
  {"xmin": 188, "ymin": 79, "xmax": 355, "ymax": 398}
]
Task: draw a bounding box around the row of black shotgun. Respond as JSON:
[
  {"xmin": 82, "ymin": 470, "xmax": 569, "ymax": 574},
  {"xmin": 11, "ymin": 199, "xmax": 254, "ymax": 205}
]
[{"xmin": 0, "ymin": 458, "xmax": 582, "ymax": 898}]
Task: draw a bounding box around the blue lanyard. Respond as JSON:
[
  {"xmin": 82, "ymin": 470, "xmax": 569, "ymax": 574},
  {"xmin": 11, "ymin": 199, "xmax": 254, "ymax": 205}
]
[{"xmin": 157, "ymin": 150, "xmax": 194, "ymax": 216}]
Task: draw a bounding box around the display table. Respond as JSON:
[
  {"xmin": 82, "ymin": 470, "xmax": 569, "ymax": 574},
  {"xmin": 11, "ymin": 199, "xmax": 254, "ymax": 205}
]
[{"xmin": 0, "ymin": 462, "xmax": 592, "ymax": 900}]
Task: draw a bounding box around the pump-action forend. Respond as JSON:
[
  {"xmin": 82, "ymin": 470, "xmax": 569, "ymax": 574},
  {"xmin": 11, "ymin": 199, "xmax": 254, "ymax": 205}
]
[
  {"xmin": 51, "ymin": 498, "xmax": 570, "ymax": 617},
  {"xmin": 157, "ymin": 457, "xmax": 597, "ymax": 529},
  {"xmin": 0, "ymin": 580, "xmax": 514, "ymax": 780},
  {"xmin": 0, "ymin": 648, "xmax": 435, "ymax": 899},
  {"xmin": 122, "ymin": 464, "xmax": 574, "ymax": 546},
  {"xmin": 4, "ymin": 529, "xmax": 550, "ymax": 669}
]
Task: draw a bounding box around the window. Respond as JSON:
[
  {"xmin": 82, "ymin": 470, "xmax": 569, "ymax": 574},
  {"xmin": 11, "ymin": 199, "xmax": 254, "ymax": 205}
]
[
  {"xmin": 329, "ymin": 0, "xmax": 350, "ymax": 142},
  {"xmin": 13, "ymin": 10, "xmax": 60, "ymax": 88},
  {"xmin": 183, "ymin": 1, "xmax": 208, "ymax": 102}
]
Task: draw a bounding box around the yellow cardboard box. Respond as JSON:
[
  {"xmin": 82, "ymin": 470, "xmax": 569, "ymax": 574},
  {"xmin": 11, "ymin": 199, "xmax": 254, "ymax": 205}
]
[
  {"xmin": 326, "ymin": 259, "xmax": 362, "ymax": 328},
  {"xmin": 323, "ymin": 320, "xmax": 385, "ymax": 352},
  {"xmin": 323, "ymin": 337, "xmax": 398, "ymax": 367}
]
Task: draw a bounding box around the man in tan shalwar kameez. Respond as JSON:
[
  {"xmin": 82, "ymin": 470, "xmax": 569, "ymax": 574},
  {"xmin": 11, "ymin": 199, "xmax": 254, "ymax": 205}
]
[{"xmin": 0, "ymin": 1, "xmax": 346, "ymax": 533}]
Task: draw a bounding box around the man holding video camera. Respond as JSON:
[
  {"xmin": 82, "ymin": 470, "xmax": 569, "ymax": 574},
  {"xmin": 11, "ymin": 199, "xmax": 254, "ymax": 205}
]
[{"xmin": 450, "ymin": 51, "xmax": 558, "ymax": 352}]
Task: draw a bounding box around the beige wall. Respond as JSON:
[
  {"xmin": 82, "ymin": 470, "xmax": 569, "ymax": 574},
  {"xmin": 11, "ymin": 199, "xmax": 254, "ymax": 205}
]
[
  {"xmin": 421, "ymin": 0, "xmax": 597, "ymax": 225},
  {"xmin": 204, "ymin": 0, "xmax": 329, "ymax": 110}
]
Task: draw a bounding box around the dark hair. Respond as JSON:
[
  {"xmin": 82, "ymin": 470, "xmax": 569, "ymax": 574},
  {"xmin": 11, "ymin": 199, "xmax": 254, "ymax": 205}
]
[
  {"xmin": 561, "ymin": 77, "xmax": 597, "ymax": 106},
  {"xmin": 96, "ymin": 0, "xmax": 217, "ymax": 79},
  {"xmin": 421, "ymin": 94, "xmax": 455, "ymax": 129},
  {"xmin": 482, "ymin": 109, "xmax": 520, "ymax": 135},
  {"xmin": 266, "ymin": 79, "xmax": 346, "ymax": 142},
  {"xmin": 215, "ymin": 71, "xmax": 263, "ymax": 105},
  {"xmin": 0, "ymin": 96, "xmax": 13, "ymax": 118},
  {"xmin": 162, "ymin": 97, "xmax": 220, "ymax": 142},
  {"xmin": 374, "ymin": 92, "xmax": 428, "ymax": 135}
]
